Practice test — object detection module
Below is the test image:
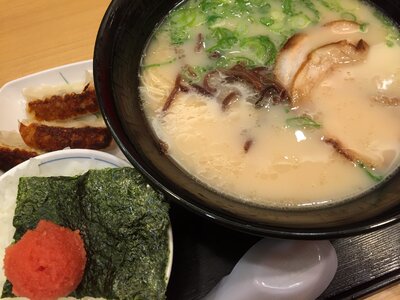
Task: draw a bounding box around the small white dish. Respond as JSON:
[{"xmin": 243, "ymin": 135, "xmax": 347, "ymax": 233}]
[
  {"xmin": 204, "ymin": 238, "xmax": 337, "ymax": 300},
  {"xmin": 0, "ymin": 60, "xmax": 93, "ymax": 133},
  {"xmin": 0, "ymin": 149, "xmax": 173, "ymax": 293},
  {"xmin": 0, "ymin": 60, "xmax": 126, "ymax": 177}
]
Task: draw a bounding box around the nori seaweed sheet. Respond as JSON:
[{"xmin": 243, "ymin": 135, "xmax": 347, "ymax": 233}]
[{"xmin": 2, "ymin": 167, "xmax": 170, "ymax": 300}]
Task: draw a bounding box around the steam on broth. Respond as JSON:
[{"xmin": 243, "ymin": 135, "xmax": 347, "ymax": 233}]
[{"xmin": 140, "ymin": 0, "xmax": 400, "ymax": 207}]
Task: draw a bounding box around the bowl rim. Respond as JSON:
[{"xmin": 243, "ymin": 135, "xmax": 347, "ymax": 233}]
[{"xmin": 0, "ymin": 148, "xmax": 130, "ymax": 178}]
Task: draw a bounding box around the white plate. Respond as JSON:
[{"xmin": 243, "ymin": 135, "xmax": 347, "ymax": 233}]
[
  {"xmin": 0, "ymin": 149, "xmax": 173, "ymax": 299},
  {"xmin": 0, "ymin": 60, "xmax": 93, "ymax": 132},
  {"xmin": 0, "ymin": 60, "xmax": 126, "ymax": 176}
]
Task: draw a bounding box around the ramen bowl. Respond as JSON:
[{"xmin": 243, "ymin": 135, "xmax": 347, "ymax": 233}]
[{"xmin": 93, "ymin": 0, "xmax": 400, "ymax": 238}]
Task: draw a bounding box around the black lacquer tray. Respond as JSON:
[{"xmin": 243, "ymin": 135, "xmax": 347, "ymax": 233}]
[{"xmin": 166, "ymin": 203, "xmax": 400, "ymax": 299}]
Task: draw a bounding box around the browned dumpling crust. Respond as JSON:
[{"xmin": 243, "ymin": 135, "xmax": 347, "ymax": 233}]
[
  {"xmin": 0, "ymin": 131, "xmax": 41, "ymax": 171},
  {"xmin": 0, "ymin": 146, "xmax": 39, "ymax": 171},
  {"xmin": 27, "ymin": 83, "xmax": 99, "ymax": 122},
  {"xmin": 19, "ymin": 122, "xmax": 112, "ymax": 152}
]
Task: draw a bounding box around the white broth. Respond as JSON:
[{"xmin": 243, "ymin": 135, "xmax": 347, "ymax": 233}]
[{"xmin": 140, "ymin": 0, "xmax": 400, "ymax": 207}]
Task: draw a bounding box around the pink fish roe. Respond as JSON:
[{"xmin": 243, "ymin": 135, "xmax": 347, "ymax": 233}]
[{"xmin": 4, "ymin": 220, "xmax": 87, "ymax": 300}]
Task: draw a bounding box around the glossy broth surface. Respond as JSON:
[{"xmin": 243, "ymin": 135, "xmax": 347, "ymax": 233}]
[{"xmin": 140, "ymin": 0, "xmax": 400, "ymax": 207}]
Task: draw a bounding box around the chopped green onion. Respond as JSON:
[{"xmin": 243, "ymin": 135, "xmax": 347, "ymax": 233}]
[
  {"xmin": 168, "ymin": 6, "xmax": 202, "ymax": 44},
  {"xmin": 340, "ymin": 12, "xmax": 357, "ymax": 21},
  {"xmin": 386, "ymin": 30, "xmax": 400, "ymax": 47},
  {"xmin": 282, "ymin": 0, "xmax": 296, "ymax": 16},
  {"xmin": 215, "ymin": 56, "xmax": 256, "ymax": 68},
  {"xmin": 170, "ymin": 29, "xmax": 191, "ymax": 45},
  {"xmin": 252, "ymin": 0, "xmax": 270, "ymax": 12},
  {"xmin": 207, "ymin": 27, "xmax": 239, "ymax": 52},
  {"xmin": 373, "ymin": 9, "xmax": 400, "ymax": 47},
  {"xmin": 199, "ymin": 0, "xmax": 225, "ymax": 14},
  {"xmin": 271, "ymin": 10, "xmax": 286, "ymax": 21},
  {"xmin": 251, "ymin": 0, "xmax": 270, "ymax": 7},
  {"xmin": 286, "ymin": 116, "xmax": 322, "ymax": 129},
  {"xmin": 206, "ymin": 15, "xmax": 223, "ymax": 25},
  {"xmin": 359, "ymin": 22, "xmax": 369, "ymax": 32},
  {"xmin": 357, "ymin": 161, "xmax": 384, "ymax": 183},
  {"xmin": 169, "ymin": 7, "xmax": 198, "ymax": 27},
  {"xmin": 231, "ymin": 0, "xmax": 252, "ymax": 16},
  {"xmin": 259, "ymin": 16, "xmax": 275, "ymax": 27},
  {"xmin": 142, "ymin": 58, "xmax": 176, "ymax": 69},
  {"xmin": 386, "ymin": 40, "xmax": 395, "ymax": 47},
  {"xmin": 300, "ymin": 0, "xmax": 320, "ymax": 22},
  {"xmin": 290, "ymin": 14, "xmax": 312, "ymax": 29},
  {"xmin": 240, "ymin": 35, "xmax": 277, "ymax": 65},
  {"xmin": 316, "ymin": 0, "xmax": 343, "ymax": 12},
  {"xmin": 181, "ymin": 65, "xmax": 209, "ymax": 82}
]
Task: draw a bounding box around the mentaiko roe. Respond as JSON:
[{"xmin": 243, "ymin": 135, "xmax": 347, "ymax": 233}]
[{"xmin": 3, "ymin": 220, "xmax": 87, "ymax": 300}]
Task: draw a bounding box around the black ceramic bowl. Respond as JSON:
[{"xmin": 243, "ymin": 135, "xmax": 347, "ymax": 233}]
[{"xmin": 94, "ymin": 0, "xmax": 400, "ymax": 238}]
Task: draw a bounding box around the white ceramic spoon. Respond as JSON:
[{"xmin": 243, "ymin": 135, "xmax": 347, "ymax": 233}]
[{"xmin": 203, "ymin": 238, "xmax": 338, "ymax": 300}]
